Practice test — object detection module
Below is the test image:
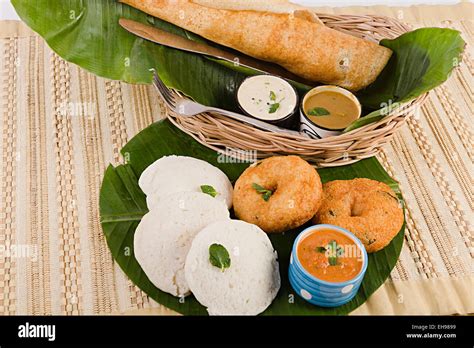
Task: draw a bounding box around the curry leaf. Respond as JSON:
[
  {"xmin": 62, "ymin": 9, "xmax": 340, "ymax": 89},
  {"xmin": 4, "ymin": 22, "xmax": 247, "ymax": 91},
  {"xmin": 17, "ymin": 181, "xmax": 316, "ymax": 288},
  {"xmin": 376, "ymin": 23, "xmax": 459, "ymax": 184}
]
[
  {"xmin": 270, "ymin": 91, "xmax": 277, "ymax": 101},
  {"xmin": 209, "ymin": 244, "xmax": 231, "ymax": 271},
  {"xmin": 308, "ymin": 107, "xmax": 330, "ymax": 116},
  {"xmin": 252, "ymin": 183, "xmax": 273, "ymax": 201},
  {"xmin": 200, "ymin": 185, "xmax": 218, "ymax": 198},
  {"xmin": 268, "ymin": 103, "xmax": 280, "ymax": 114}
]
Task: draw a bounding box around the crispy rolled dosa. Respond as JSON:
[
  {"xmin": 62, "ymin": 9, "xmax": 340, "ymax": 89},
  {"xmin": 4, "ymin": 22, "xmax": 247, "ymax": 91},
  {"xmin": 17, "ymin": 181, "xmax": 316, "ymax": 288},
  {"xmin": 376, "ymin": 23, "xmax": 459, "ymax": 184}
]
[
  {"xmin": 120, "ymin": 0, "xmax": 392, "ymax": 91},
  {"xmin": 192, "ymin": 0, "xmax": 322, "ymax": 22}
]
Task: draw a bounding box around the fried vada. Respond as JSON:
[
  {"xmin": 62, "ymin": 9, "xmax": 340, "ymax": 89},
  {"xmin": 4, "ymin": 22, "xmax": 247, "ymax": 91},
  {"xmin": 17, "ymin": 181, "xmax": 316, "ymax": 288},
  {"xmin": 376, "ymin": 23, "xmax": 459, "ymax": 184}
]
[
  {"xmin": 120, "ymin": 0, "xmax": 392, "ymax": 91},
  {"xmin": 233, "ymin": 156, "xmax": 323, "ymax": 233},
  {"xmin": 313, "ymin": 178, "xmax": 404, "ymax": 253}
]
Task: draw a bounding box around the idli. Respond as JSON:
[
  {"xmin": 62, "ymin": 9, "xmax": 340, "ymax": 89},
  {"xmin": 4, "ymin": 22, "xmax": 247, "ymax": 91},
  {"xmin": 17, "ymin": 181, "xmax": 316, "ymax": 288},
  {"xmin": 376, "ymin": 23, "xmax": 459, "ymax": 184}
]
[
  {"xmin": 139, "ymin": 155, "xmax": 233, "ymax": 210},
  {"xmin": 134, "ymin": 191, "xmax": 230, "ymax": 297},
  {"xmin": 184, "ymin": 220, "xmax": 280, "ymax": 315}
]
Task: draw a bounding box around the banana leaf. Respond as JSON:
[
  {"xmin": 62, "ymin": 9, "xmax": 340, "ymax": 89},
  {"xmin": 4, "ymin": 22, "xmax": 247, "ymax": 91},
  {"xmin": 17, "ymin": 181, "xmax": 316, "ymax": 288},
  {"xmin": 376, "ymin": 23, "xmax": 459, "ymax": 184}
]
[
  {"xmin": 357, "ymin": 27, "xmax": 465, "ymax": 110},
  {"xmin": 12, "ymin": 0, "xmax": 465, "ymax": 129},
  {"xmin": 99, "ymin": 119, "xmax": 405, "ymax": 315}
]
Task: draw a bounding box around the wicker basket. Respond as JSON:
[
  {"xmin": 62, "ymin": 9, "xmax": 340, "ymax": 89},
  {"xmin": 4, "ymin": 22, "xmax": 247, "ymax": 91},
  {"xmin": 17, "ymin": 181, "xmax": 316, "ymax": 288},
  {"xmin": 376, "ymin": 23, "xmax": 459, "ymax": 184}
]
[{"xmin": 165, "ymin": 14, "xmax": 428, "ymax": 167}]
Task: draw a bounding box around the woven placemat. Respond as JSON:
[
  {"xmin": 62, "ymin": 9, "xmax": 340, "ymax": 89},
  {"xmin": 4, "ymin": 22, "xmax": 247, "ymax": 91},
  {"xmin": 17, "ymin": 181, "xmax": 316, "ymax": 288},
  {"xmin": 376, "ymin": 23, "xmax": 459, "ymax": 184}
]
[{"xmin": 0, "ymin": 7, "xmax": 472, "ymax": 315}]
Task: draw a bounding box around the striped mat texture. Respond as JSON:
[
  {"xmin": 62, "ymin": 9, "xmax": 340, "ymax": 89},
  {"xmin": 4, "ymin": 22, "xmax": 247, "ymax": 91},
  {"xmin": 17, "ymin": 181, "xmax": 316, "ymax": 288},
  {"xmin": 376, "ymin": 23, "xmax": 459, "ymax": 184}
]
[{"xmin": 0, "ymin": 18, "xmax": 472, "ymax": 315}]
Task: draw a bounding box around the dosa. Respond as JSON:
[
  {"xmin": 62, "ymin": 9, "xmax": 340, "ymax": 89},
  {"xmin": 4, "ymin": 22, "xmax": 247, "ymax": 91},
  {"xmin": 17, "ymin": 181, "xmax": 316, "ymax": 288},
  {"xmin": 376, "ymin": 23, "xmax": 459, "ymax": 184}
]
[{"xmin": 121, "ymin": 0, "xmax": 392, "ymax": 91}]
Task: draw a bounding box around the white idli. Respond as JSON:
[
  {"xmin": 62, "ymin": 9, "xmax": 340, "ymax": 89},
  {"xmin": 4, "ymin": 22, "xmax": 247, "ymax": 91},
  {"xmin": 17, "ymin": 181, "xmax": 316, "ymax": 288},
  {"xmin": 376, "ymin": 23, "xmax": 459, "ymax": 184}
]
[
  {"xmin": 139, "ymin": 155, "xmax": 233, "ymax": 210},
  {"xmin": 184, "ymin": 220, "xmax": 280, "ymax": 315},
  {"xmin": 134, "ymin": 191, "xmax": 230, "ymax": 297}
]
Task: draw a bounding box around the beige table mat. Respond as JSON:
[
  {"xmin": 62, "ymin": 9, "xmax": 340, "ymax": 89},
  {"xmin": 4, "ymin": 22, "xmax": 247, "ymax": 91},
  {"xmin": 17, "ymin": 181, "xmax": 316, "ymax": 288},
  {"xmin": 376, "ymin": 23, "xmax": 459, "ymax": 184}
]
[{"xmin": 0, "ymin": 4, "xmax": 472, "ymax": 315}]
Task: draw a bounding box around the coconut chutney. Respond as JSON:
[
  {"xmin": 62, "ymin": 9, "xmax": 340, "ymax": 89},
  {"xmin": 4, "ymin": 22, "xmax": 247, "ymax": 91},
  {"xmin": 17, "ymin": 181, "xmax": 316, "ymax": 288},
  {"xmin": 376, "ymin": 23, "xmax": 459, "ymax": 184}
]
[{"xmin": 237, "ymin": 75, "xmax": 298, "ymax": 122}]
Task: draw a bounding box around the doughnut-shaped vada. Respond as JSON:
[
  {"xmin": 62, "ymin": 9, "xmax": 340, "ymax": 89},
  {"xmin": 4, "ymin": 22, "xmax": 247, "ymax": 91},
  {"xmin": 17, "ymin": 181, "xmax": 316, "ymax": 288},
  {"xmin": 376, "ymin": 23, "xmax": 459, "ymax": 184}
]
[
  {"xmin": 313, "ymin": 178, "xmax": 404, "ymax": 253},
  {"xmin": 233, "ymin": 156, "xmax": 323, "ymax": 233}
]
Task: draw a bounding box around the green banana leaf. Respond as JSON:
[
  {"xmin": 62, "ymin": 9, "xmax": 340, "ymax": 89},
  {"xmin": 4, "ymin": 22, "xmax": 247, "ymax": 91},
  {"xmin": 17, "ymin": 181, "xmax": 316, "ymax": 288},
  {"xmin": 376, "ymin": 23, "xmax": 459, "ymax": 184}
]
[
  {"xmin": 12, "ymin": 0, "xmax": 465, "ymax": 130},
  {"xmin": 357, "ymin": 27, "xmax": 465, "ymax": 110},
  {"xmin": 345, "ymin": 28, "xmax": 465, "ymax": 131},
  {"xmin": 99, "ymin": 119, "xmax": 405, "ymax": 315}
]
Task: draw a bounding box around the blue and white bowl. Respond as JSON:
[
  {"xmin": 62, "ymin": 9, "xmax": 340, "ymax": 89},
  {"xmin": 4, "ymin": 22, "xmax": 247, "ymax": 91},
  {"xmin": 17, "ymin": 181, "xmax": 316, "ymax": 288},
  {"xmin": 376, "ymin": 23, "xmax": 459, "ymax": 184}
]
[{"xmin": 289, "ymin": 224, "xmax": 368, "ymax": 307}]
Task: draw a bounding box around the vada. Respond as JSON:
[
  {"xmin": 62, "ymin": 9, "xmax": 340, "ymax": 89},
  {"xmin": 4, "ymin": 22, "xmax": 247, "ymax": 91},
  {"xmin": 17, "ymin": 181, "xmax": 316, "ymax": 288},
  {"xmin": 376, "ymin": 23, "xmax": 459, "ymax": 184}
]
[
  {"xmin": 233, "ymin": 156, "xmax": 323, "ymax": 233},
  {"xmin": 313, "ymin": 178, "xmax": 404, "ymax": 253}
]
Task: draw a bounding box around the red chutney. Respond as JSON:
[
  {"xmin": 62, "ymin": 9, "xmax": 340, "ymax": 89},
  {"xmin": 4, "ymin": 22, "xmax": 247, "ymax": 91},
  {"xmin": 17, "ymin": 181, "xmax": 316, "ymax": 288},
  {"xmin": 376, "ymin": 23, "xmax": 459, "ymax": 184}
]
[{"xmin": 297, "ymin": 229, "xmax": 363, "ymax": 282}]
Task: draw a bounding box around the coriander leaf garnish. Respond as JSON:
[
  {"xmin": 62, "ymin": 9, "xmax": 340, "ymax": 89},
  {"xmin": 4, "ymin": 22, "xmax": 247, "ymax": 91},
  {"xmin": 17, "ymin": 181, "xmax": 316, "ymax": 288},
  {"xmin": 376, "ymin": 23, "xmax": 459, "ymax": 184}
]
[
  {"xmin": 252, "ymin": 183, "xmax": 273, "ymax": 201},
  {"xmin": 209, "ymin": 243, "xmax": 231, "ymax": 271},
  {"xmin": 200, "ymin": 185, "xmax": 218, "ymax": 198},
  {"xmin": 268, "ymin": 92, "xmax": 284, "ymax": 114},
  {"xmin": 268, "ymin": 103, "xmax": 280, "ymax": 113},
  {"xmin": 327, "ymin": 240, "xmax": 344, "ymax": 266},
  {"xmin": 262, "ymin": 191, "xmax": 272, "ymax": 201},
  {"xmin": 308, "ymin": 107, "xmax": 330, "ymax": 116},
  {"xmin": 315, "ymin": 246, "xmax": 327, "ymax": 253},
  {"xmin": 269, "ymin": 90, "xmax": 277, "ymax": 101}
]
